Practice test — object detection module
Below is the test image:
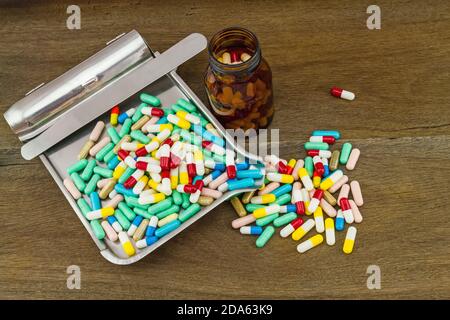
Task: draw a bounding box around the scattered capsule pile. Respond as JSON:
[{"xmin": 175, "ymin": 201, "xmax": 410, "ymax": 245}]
[
  {"xmin": 64, "ymin": 94, "xmax": 262, "ymax": 257},
  {"xmin": 230, "ymin": 130, "xmax": 363, "ymax": 254}
]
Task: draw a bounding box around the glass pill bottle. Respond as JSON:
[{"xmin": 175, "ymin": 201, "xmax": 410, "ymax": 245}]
[{"xmin": 204, "ymin": 27, "xmax": 274, "ymax": 130}]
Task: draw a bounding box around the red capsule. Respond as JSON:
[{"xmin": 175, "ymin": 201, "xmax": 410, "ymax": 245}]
[
  {"xmin": 230, "ymin": 51, "xmax": 239, "ymax": 63},
  {"xmin": 187, "ymin": 163, "xmax": 197, "ymax": 177},
  {"xmin": 194, "ymin": 180, "xmax": 204, "ymax": 191},
  {"xmin": 118, "ymin": 149, "xmax": 129, "ymax": 161},
  {"xmin": 111, "ymin": 105, "xmax": 119, "ymax": 114},
  {"xmin": 312, "ymin": 189, "xmax": 324, "ymax": 200},
  {"xmin": 277, "ymin": 161, "xmax": 288, "ymax": 174},
  {"xmin": 161, "ymin": 137, "xmax": 174, "ymax": 147},
  {"xmin": 135, "ymin": 161, "xmax": 148, "ymax": 170},
  {"xmin": 161, "ymin": 170, "xmax": 170, "ymax": 180},
  {"xmin": 135, "ymin": 146, "xmax": 148, "ymax": 157},
  {"xmin": 291, "ymin": 217, "xmax": 304, "ymax": 229},
  {"xmin": 295, "ymin": 201, "xmax": 305, "ymax": 215},
  {"xmin": 339, "ymin": 197, "xmax": 351, "ymax": 211},
  {"xmin": 181, "ymin": 184, "xmax": 198, "ymax": 193},
  {"xmin": 124, "ymin": 176, "xmax": 137, "ymax": 189},
  {"xmin": 226, "ymin": 165, "xmax": 237, "ymax": 179}
]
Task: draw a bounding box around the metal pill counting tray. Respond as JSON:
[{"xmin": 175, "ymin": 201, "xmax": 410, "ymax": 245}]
[{"xmin": 4, "ymin": 30, "xmax": 264, "ymax": 264}]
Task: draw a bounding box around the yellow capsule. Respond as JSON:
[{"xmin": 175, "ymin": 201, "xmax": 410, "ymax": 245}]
[
  {"xmin": 313, "ymin": 175, "xmax": 321, "ymax": 188},
  {"xmin": 241, "ymin": 191, "xmax": 256, "ymax": 204},
  {"xmin": 110, "ymin": 114, "xmax": 118, "ymax": 126},
  {"xmin": 160, "ymin": 124, "xmax": 174, "ymax": 132},
  {"xmin": 323, "ymin": 190, "xmax": 337, "ymax": 206},
  {"xmin": 119, "ymin": 232, "xmax": 135, "ymax": 256},
  {"xmin": 230, "ymin": 197, "xmax": 246, "ymax": 217},
  {"xmin": 101, "ymin": 207, "xmax": 114, "ymax": 218},
  {"xmin": 298, "ymin": 168, "xmax": 308, "ymax": 178},
  {"xmin": 198, "ymin": 196, "xmax": 214, "ymax": 206},
  {"xmin": 179, "ymin": 173, "xmax": 189, "ymax": 185},
  {"xmin": 151, "ymin": 150, "xmax": 158, "ymax": 159},
  {"xmin": 297, "ymin": 234, "xmax": 324, "ymax": 253},
  {"xmin": 305, "ymin": 201, "xmax": 312, "ymax": 215},
  {"xmin": 292, "ymin": 219, "xmax": 315, "ymax": 241},
  {"xmin": 343, "ymin": 226, "xmax": 357, "ymax": 254},
  {"xmin": 170, "ymin": 174, "xmax": 178, "ymax": 190},
  {"xmin": 287, "ymin": 159, "xmax": 296, "ymax": 169},
  {"xmin": 194, "ymin": 149, "xmax": 203, "ymax": 161},
  {"xmin": 148, "ymin": 179, "xmax": 159, "ymax": 191},
  {"xmin": 158, "ymin": 213, "xmax": 178, "ymax": 227},
  {"xmin": 250, "ymin": 194, "xmax": 276, "ymax": 204}
]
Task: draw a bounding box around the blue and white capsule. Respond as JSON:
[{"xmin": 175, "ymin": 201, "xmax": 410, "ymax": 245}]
[
  {"xmin": 127, "ymin": 215, "xmax": 143, "ymax": 237},
  {"xmin": 107, "ymin": 216, "xmax": 123, "ymax": 233},
  {"xmin": 136, "ymin": 236, "xmax": 158, "ymax": 249},
  {"xmin": 335, "ymin": 209, "xmax": 345, "ymax": 231},
  {"xmin": 145, "ymin": 216, "xmax": 159, "ymax": 237},
  {"xmin": 240, "ymin": 226, "xmax": 263, "ymax": 235},
  {"xmin": 118, "ymin": 108, "xmax": 136, "ymax": 124}
]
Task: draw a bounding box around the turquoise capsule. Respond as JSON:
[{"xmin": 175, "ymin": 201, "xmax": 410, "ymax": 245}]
[
  {"xmin": 130, "ymin": 130, "xmax": 150, "ymax": 144},
  {"xmin": 312, "ymin": 130, "xmax": 341, "ymax": 140},
  {"xmin": 181, "ymin": 192, "xmax": 191, "ymax": 209},
  {"xmin": 176, "ymin": 98, "xmax": 197, "ymax": 113},
  {"xmin": 107, "ymin": 127, "xmax": 121, "ymax": 144},
  {"xmin": 118, "ymin": 167, "xmax": 135, "ymax": 184},
  {"xmin": 95, "ymin": 142, "xmax": 114, "ymax": 161},
  {"xmin": 164, "ymin": 108, "xmax": 175, "ymax": 115},
  {"xmin": 245, "ymin": 203, "xmax": 265, "ymax": 212},
  {"xmin": 155, "ymin": 219, "xmax": 181, "ymax": 238},
  {"xmin": 91, "ymin": 220, "xmax": 105, "ymax": 240},
  {"xmin": 77, "ymin": 198, "xmax": 92, "ymax": 218},
  {"xmin": 71, "ymin": 172, "xmax": 86, "ymax": 193},
  {"xmin": 119, "ymin": 118, "xmax": 133, "ymax": 138},
  {"xmin": 304, "ymin": 142, "xmax": 329, "ymax": 150},
  {"xmin": 256, "ymin": 226, "xmax": 275, "ymax": 248},
  {"xmin": 172, "ymin": 190, "xmax": 183, "ymax": 205},
  {"xmin": 256, "ymin": 213, "xmax": 279, "ymax": 227},
  {"xmin": 340, "ymin": 142, "xmax": 352, "ymax": 165},
  {"xmin": 124, "ymin": 195, "xmax": 149, "ymax": 210},
  {"xmin": 156, "ymin": 205, "xmax": 180, "ymax": 219},
  {"xmin": 304, "ymin": 156, "xmax": 314, "ymax": 177},
  {"xmin": 236, "ymin": 170, "xmax": 264, "ymax": 180},
  {"xmin": 228, "ymin": 178, "xmax": 255, "ymax": 191},
  {"xmin": 117, "ymin": 202, "xmax": 137, "ymax": 221},
  {"xmin": 132, "ymin": 103, "xmax": 147, "ymax": 122},
  {"xmin": 67, "ymin": 159, "xmax": 88, "ymax": 175},
  {"xmin": 114, "ymin": 209, "xmax": 131, "ymax": 230},
  {"xmin": 84, "ymin": 174, "xmax": 101, "ymax": 195},
  {"xmin": 272, "ymin": 184, "xmax": 292, "ymax": 197},
  {"xmin": 80, "ymin": 159, "xmax": 96, "ymax": 181},
  {"xmin": 275, "ymin": 194, "xmax": 291, "ymax": 206},
  {"xmin": 140, "ymin": 93, "xmax": 161, "ymax": 106},
  {"xmin": 273, "ymin": 212, "xmax": 297, "ymax": 227},
  {"xmin": 133, "ymin": 207, "xmax": 153, "ymax": 219},
  {"xmin": 93, "ymin": 166, "xmax": 113, "ymax": 178},
  {"xmin": 178, "ymin": 203, "xmax": 201, "ymax": 222},
  {"xmin": 148, "ymin": 198, "xmax": 173, "ymax": 215},
  {"xmin": 103, "ymin": 149, "xmax": 116, "ymax": 164},
  {"xmin": 170, "ymin": 104, "xmax": 184, "ymax": 113}
]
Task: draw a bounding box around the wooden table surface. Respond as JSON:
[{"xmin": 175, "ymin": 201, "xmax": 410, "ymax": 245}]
[{"xmin": 1, "ymin": 0, "xmax": 449, "ymax": 300}]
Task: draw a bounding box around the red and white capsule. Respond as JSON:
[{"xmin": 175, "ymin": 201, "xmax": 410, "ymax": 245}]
[
  {"xmin": 141, "ymin": 106, "xmax": 164, "ymax": 117},
  {"xmin": 158, "ymin": 144, "xmax": 171, "ymax": 170},
  {"xmin": 135, "ymin": 160, "xmax": 161, "ymax": 173},
  {"xmin": 186, "ymin": 151, "xmax": 197, "ymax": 177},
  {"xmin": 330, "ymin": 86, "xmax": 355, "ymax": 101},
  {"xmin": 202, "ymin": 140, "xmax": 225, "ymax": 156},
  {"xmin": 307, "ymin": 189, "xmax": 324, "ymax": 213},
  {"xmin": 124, "ymin": 169, "xmax": 145, "ymax": 189},
  {"xmin": 312, "ymin": 156, "xmax": 325, "ymax": 176},
  {"xmin": 170, "ymin": 141, "xmax": 185, "ymax": 168},
  {"xmin": 309, "ymin": 136, "xmax": 336, "ymax": 144},
  {"xmin": 118, "ymin": 149, "xmax": 136, "ymax": 169},
  {"xmin": 339, "ymin": 197, "xmax": 354, "ymax": 224},
  {"xmin": 280, "ymin": 218, "xmax": 304, "ymax": 238},
  {"xmin": 306, "ymin": 150, "xmax": 332, "ymax": 158},
  {"xmin": 225, "ymin": 150, "xmax": 236, "ymax": 179}
]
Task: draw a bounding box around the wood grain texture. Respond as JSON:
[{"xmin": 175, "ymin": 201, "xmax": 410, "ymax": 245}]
[{"xmin": 0, "ymin": 0, "xmax": 449, "ymax": 299}]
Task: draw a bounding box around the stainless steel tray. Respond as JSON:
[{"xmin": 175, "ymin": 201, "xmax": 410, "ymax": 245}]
[{"xmin": 7, "ymin": 32, "xmax": 264, "ymax": 264}]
